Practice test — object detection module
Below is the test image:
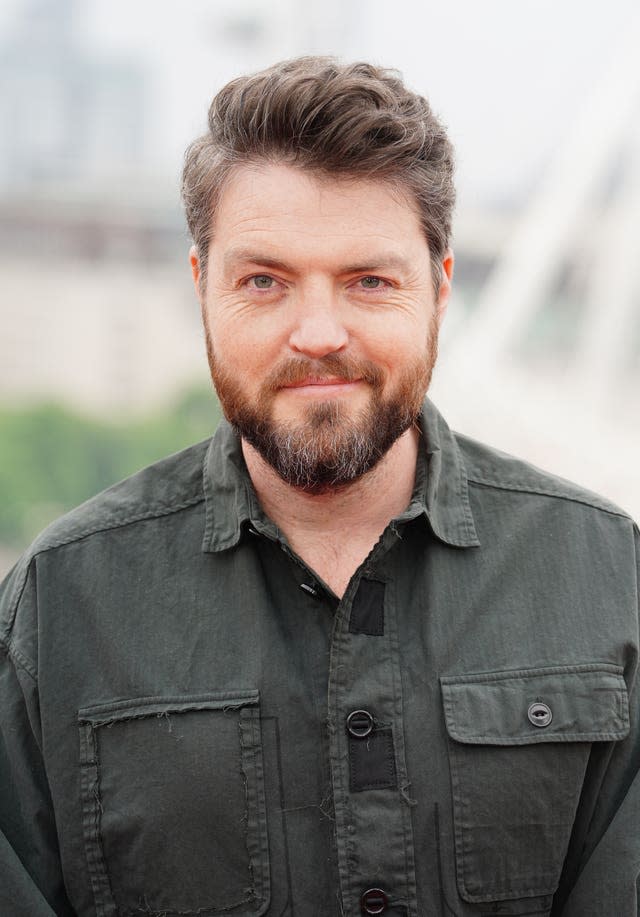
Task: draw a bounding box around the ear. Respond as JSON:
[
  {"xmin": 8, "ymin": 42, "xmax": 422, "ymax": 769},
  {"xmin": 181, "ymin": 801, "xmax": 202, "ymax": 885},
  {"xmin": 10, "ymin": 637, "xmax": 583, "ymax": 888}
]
[
  {"xmin": 435, "ymin": 248, "xmax": 454, "ymax": 327},
  {"xmin": 189, "ymin": 245, "xmax": 204, "ymax": 303}
]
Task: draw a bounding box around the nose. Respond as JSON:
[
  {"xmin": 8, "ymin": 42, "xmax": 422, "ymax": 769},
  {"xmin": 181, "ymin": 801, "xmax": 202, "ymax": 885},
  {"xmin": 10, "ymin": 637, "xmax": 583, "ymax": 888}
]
[{"xmin": 288, "ymin": 292, "xmax": 349, "ymax": 358}]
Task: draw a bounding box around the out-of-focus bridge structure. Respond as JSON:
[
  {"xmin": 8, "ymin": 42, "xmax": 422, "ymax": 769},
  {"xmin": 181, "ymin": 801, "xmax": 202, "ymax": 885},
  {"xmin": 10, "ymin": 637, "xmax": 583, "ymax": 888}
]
[{"xmin": 433, "ymin": 12, "xmax": 640, "ymax": 517}]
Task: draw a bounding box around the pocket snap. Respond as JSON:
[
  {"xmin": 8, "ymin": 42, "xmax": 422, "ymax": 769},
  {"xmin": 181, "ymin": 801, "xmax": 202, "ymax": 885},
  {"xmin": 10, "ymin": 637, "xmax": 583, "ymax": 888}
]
[{"xmin": 440, "ymin": 664, "xmax": 629, "ymax": 904}]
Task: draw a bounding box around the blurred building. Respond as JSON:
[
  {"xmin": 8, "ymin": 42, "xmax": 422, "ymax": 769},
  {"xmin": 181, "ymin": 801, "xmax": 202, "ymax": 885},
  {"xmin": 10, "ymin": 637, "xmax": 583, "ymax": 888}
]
[
  {"xmin": 0, "ymin": 0, "xmax": 201, "ymax": 414},
  {"xmin": 0, "ymin": 0, "xmax": 147, "ymax": 190}
]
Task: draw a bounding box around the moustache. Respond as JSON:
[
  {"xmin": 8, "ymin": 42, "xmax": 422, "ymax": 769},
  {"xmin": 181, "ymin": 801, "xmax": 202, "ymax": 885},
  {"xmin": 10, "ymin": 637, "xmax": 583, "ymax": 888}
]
[{"xmin": 264, "ymin": 354, "xmax": 384, "ymax": 391}]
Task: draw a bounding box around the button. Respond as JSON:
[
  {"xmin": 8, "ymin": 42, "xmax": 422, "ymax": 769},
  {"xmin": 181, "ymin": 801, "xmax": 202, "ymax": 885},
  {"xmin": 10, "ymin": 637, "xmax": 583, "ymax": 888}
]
[
  {"xmin": 528, "ymin": 702, "xmax": 553, "ymax": 728},
  {"xmin": 347, "ymin": 709, "xmax": 374, "ymax": 738},
  {"xmin": 360, "ymin": 887, "xmax": 389, "ymax": 914}
]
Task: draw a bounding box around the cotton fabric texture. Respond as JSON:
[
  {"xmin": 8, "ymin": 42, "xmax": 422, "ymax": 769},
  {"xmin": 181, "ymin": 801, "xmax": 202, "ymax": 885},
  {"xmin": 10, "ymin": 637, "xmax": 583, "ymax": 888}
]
[{"xmin": 0, "ymin": 399, "xmax": 639, "ymax": 916}]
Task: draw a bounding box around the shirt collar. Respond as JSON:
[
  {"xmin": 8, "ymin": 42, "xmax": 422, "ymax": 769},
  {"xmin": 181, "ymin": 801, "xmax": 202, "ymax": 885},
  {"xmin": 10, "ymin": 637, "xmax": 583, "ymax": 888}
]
[
  {"xmin": 414, "ymin": 398, "xmax": 480, "ymax": 547},
  {"xmin": 201, "ymin": 398, "xmax": 479, "ymax": 553}
]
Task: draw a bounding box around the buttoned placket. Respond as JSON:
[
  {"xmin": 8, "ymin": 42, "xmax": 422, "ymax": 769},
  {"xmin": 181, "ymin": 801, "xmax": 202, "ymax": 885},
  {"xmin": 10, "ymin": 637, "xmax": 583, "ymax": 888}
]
[
  {"xmin": 250, "ymin": 508, "xmax": 422, "ymax": 915},
  {"xmin": 327, "ymin": 523, "xmax": 420, "ymax": 917}
]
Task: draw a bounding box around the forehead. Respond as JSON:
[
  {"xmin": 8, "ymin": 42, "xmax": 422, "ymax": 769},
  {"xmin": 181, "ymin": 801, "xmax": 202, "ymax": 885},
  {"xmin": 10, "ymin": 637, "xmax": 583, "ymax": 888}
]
[{"xmin": 208, "ymin": 161, "xmax": 429, "ymax": 264}]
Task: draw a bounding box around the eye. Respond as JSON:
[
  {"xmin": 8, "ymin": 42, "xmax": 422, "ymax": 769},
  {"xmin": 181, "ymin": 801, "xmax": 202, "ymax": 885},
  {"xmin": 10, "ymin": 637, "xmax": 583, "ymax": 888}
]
[
  {"xmin": 357, "ymin": 275, "xmax": 389, "ymax": 290},
  {"xmin": 248, "ymin": 274, "xmax": 276, "ymax": 290}
]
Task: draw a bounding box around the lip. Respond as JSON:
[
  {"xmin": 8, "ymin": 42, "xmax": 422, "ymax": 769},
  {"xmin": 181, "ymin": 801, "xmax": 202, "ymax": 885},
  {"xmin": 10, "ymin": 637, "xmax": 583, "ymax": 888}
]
[{"xmin": 281, "ymin": 378, "xmax": 361, "ymax": 393}]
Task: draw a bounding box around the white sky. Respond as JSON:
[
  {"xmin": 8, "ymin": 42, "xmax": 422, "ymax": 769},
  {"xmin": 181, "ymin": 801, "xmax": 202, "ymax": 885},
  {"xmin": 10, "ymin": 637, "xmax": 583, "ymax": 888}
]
[{"xmin": 1, "ymin": 0, "xmax": 639, "ymax": 202}]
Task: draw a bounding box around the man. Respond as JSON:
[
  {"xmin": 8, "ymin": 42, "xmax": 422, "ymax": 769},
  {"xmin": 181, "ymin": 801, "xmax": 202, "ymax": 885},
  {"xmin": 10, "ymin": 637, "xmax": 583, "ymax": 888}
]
[{"xmin": 0, "ymin": 57, "xmax": 638, "ymax": 917}]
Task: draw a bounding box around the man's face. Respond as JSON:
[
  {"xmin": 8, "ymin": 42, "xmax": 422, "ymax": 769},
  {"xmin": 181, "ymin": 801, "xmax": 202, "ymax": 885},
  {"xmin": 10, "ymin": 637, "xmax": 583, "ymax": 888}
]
[{"xmin": 191, "ymin": 162, "xmax": 452, "ymax": 492}]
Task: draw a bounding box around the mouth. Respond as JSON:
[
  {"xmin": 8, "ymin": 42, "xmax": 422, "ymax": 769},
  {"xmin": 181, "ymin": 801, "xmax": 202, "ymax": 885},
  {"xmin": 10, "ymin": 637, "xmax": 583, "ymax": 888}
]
[{"xmin": 281, "ymin": 377, "xmax": 361, "ymax": 394}]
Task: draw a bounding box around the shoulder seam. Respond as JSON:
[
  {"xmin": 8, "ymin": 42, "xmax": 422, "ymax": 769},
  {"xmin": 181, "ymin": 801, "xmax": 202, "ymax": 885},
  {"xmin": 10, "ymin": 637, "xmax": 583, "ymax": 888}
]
[
  {"xmin": 0, "ymin": 554, "xmax": 38, "ymax": 679},
  {"xmin": 32, "ymin": 494, "xmax": 205, "ymax": 556},
  {"xmin": 467, "ymin": 477, "xmax": 631, "ymax": 520},
  {"xmin": 0, "ymin": 637, "xmax": 38, "ymax": 682},
  {"xmin": 0, "ymin": 555, "xmax": 34, "ymax": 649}
]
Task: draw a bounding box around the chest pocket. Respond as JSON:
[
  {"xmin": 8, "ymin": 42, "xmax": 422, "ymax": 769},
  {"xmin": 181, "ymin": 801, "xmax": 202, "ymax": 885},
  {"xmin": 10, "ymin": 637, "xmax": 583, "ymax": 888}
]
[
  {"xmin": 440, "ymin": 664, "xmax": 629, "ymax": 908},
  {"xmin": 78, "ymin": 691, "xmax": 269, "ymax": 917}
]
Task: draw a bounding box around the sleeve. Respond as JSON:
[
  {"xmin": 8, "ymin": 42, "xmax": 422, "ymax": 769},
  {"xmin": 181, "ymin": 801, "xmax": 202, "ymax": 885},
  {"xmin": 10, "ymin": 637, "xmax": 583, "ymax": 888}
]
[
  {"xmin": 0, "ymin": 558, "xmax": 75, "ymax": 916},
  {"xmin": 554, "ymin": 524, "xmax": 640, "ymax": 916}
]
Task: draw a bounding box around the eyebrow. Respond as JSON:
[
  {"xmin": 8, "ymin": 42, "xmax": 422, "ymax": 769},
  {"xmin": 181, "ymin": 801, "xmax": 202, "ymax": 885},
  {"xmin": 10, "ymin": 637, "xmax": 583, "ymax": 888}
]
[
  {"xmin": 339, "ymin": 256, "xmax": 413, "ymax": 275},
  {"xmin": 223, "ymin": 249, "xmax": 292, "ymax": 274},
  {"xmin": 223, "ymin": 247, "xmax": 413, "ymax": 276}
]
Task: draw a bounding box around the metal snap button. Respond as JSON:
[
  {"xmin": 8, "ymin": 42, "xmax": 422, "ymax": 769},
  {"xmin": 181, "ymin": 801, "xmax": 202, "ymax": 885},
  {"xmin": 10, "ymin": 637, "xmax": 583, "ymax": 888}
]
[
  {"xmin": 360, "ymin": 887, "xmax": 389, "ymax": 914},
  {"xmin": 347, "ymin": 709, "xmax": 374, "ymax": 738},
  {"xmin": 528, "ymin": 701, "xmax": 553, "ymax": 728}
]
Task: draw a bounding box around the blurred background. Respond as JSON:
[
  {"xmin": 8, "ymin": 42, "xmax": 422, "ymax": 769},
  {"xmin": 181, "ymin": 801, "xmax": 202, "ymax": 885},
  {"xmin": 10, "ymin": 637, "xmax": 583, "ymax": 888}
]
[{"xmin": 1, "ymin": 0, "xmax": 639, "ymax": 577}]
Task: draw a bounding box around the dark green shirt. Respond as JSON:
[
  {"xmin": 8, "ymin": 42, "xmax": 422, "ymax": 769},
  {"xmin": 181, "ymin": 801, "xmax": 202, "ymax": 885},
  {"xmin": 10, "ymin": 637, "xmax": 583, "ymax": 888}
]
[{"xmin": 1, "ymin": 400, "xmax": 639, "ymax": 917}]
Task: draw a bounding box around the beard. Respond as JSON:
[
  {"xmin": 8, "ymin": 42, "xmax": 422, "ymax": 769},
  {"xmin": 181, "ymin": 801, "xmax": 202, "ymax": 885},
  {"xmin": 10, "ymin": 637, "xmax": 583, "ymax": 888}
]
[{"xmin": 204, "ymin": 318, "xmax": 439, "ymax": 494}]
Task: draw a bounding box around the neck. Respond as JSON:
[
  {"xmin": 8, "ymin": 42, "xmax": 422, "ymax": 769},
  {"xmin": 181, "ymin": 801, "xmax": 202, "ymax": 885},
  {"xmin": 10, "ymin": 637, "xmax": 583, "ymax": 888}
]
[{"xmin": 242, "ymin": 428, "xmax": 420, "ymax": 594}]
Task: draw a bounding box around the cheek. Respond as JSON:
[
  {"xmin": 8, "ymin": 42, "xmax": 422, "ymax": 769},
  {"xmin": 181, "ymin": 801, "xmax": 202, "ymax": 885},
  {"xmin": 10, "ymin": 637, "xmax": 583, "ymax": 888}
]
[
  {"xmin": 364, "ymin": 325, "xmax": 431, "ymax": 369},
  {"xmin": 360, "ymin": 302, "xmax": 432, "ymax": 348},
  {"xmin": 207, "ymin": 311, "xmax": 277, "ymax": 371}
]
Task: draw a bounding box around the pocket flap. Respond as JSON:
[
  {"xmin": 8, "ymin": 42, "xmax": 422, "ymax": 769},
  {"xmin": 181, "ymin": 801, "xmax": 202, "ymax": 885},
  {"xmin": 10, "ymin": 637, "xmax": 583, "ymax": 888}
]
[{"xmin": 441, "ymin": 664, "xmax": 629, "ymax": 745}]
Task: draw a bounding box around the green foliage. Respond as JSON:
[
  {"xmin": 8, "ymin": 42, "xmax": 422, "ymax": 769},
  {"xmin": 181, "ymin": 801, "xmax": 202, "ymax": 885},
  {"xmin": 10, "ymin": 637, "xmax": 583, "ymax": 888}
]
[{"xmin": 0, "ymin": 387, "xmax": 222, "ymax": 549}]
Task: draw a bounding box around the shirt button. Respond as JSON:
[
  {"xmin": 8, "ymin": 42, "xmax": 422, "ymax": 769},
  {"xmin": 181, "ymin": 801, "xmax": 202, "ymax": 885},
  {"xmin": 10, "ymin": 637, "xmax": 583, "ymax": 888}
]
[
  {"xmin": 347, "ymin": 709, "xmax": 374, "ymax": 738},
  {"xmin": 360, "ymin": 887, "xmax": 389, "ymax": 914},
  {"xmin": 528, "ymin": 702, "xmax": 553, "ymax": 727}
]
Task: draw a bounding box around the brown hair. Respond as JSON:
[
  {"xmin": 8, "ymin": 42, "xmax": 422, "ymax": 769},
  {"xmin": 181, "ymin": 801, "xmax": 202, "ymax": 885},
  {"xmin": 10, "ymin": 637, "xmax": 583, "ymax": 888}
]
[{"xmin": 182, "ymin": 56, "xmax": 455, "ymax": 291}]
